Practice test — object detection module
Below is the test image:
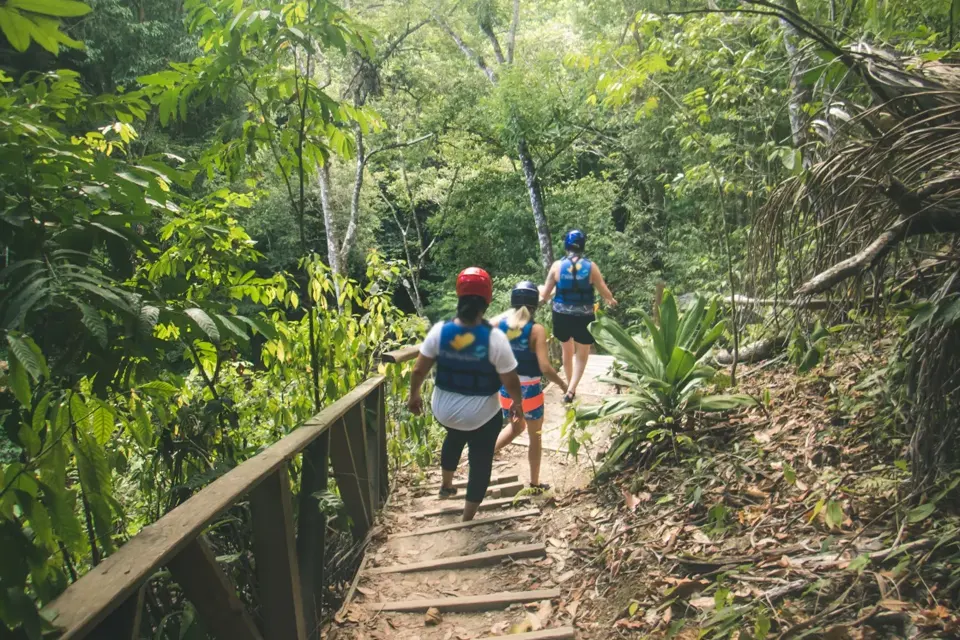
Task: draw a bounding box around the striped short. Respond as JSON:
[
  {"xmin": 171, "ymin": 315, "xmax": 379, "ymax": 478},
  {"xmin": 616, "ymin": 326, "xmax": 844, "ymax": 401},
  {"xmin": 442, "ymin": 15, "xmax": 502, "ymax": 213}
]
[{"xmin": 499, "ymin": 378, "xmax": 545, "ymax": 420}]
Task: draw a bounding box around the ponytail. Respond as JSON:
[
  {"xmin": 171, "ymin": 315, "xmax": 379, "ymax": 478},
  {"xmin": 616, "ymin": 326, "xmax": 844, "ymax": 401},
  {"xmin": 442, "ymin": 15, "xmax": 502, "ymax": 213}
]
[{"xmin": 490, "ymin": 305, "xmax": 534, "ymax": 331}]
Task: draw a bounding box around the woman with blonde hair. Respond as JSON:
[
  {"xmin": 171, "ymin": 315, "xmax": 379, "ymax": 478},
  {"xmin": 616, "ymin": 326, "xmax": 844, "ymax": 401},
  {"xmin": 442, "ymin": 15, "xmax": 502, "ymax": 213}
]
[{"xmin": 493, "ymin": 281, "xmax": 568, "ymax": 492}]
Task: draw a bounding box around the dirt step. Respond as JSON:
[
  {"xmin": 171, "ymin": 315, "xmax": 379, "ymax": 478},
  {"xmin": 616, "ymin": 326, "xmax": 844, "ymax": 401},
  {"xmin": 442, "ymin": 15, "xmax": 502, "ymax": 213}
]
[
  {"xmin": 414, "ymin": 496, "xmax": 530, "ymax": 518},
  {"xmin": 366, "ymin": 543, "xmax": 546, "ymax": 575},
  {"xmin": 389, "ymin": 509, "xmax": 540, "ymax": 539},
  {"xmin": 479, "ymin": 628, "xmax": 575, "ymax": 640},
  {"xmin": 421, "ymin": 474, "xmax": 519, "ymax": 491},
  {"xmin": 365, "ymin": 588, "xmax": 560, "ymax": 613}
]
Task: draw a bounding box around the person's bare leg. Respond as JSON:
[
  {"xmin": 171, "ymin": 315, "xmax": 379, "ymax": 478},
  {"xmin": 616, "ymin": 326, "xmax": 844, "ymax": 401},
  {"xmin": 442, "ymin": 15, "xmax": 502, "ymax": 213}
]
[
  {"xmin": 441, "ymin": 468, "xmax": 455, "ymax": 491},
  {"xmin": 462, "ymin": 501, "xmax": 480, "ymax": 521},
  {"xmin": 526, "ymin": 417, "xmax": 544, "ymax": 486},
  {"xmin": 568, "ymin": 342, "xmax": 591, "ymax": 396},
  {"xmin": 495, "ymin": 413, "xmax": 527, "ymax": 453},
  {"xmin": 562, "ymin": 339, "xmax": 574, "ymax": 382}
]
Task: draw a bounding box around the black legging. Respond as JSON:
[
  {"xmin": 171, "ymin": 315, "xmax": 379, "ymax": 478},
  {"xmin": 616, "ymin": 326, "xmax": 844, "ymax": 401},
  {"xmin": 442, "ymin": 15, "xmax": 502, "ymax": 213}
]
[{"xmin": 440, "ymin": 412, "xmax": 503, "ymax": 503}]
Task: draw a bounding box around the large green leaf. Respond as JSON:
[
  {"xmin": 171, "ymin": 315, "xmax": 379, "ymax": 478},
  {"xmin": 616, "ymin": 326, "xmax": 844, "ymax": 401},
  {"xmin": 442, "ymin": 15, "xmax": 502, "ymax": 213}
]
[
  {"xmin": 7, "ymin": 333, "xmax": 48, "ymax": 381},
  {"xmin": 665, "ymin": 346, "xmax": 696, "ymax": 384},
  {"xmin": 689, "ymin": 394, "xmax": 757, "ymax": 412},
  {"xmin": 0, "ymin": 7, "xmax": 32, "ymax": 52},
  {"xmin": 8, "ymin": 357, "xmax": 32, "ymax": 407},
  {"xmin": 79, "ymin": 303, "xmax": 108, "ymax": 348},
  {"xmin": 185, "ymin": 307, "xmax": 221, "ymax": 344},
  {"xmin": 638, "ymin": 310, "xmax": 668, "ymax": 369},
  {"xmin": 9, "ymin": 0, "xmax": 92, "ymax": 17},
  {"xmin": 676, "ymin": 295, "xmax": 705, "ymax": 349},
  {"xmin": 88, "ymin": 400, "xmax": 114, "ymax": 446},
  {"xmin": 590, "ymin": 315, "xmax": 658, "ymax": 376},
  {"xmin": 659, "ymin": 290, "xmax": 679, "ymax": 358}
]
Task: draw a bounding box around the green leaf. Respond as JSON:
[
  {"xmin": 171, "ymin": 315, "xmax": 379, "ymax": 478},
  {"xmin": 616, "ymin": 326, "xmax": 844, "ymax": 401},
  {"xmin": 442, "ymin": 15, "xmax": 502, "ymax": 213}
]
[
  {"xmin": 665, "ymin": 346, "xmax": 696, "ymax": 384},
  {"xmin": 0, "ymin": 7, "xmax": 32, "ymax": 51},
  {"xmin": 214, "ymin": 313, "xmax": 249, "ymax": 342},
  {"xmin": 691, "ymin": 394, "xmax": 756, "ymax": 411},
  {"xmin": 7, "ymin": 333, "xmax": 47, "ymax": 381},
  {"xmin": 32, "ymin": 392, "xmax": 52, "ymax": 434},
  {"xmin": 138, "ymin": 380, "xmax": 178, "ymax": 398},
  {"xmin": 89, "ymin": 400, "xmax": 114, "ymax": 446},
  {"xmin": 783, "ymin": 462, "xmax": 796, "ymax": 485},
  {"xmin": 659, "ymin": 291, "xmax": 679, "ymax": 356},
  {"xmin": 754, "ymin": 610, "xmax": 771, "ymax": 639},
  {"xmin": 8, "ymin": 356, "xmax": 32, "ymax": 408},
  {"xmin": 908, "ymin": 502, "xmax": 936, "ymax": 523},
  {"xmin": 79, "ymin": 303, "xmax": 108, "ymax": 348},
  {"xmin": 8, "ymin": 0, "xmax": 92, "ymax": 17},
  {"xmin": 825, "ymin": 499, "xmax": 844, "ymax": 529},
  {"xmin": 17, "ymin": 423, "xmax": 41, "ymax": 457},
  {"xmin": 129, "ymin": 402, "xmax": 154, "ymax": 449},
  {"xmin": 185, "ymin": 307, "xmax": 221, "ymax": 344},
  {"xmin": 847, "ymin": 554, "xmax": 871, "ymax": 573}
]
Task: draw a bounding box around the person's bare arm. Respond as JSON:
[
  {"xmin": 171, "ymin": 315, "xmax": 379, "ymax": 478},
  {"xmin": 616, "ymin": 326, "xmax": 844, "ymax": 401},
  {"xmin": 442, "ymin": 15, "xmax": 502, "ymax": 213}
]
[
  {"xmin": 531, "ymin": 325, "xmax": 567, "ymax": 392},
  {"xmin": 540, "ymin": 262, "xmax": 559, "ymax": 304},
  {"xmin": 407, "ymin": 354, "xmax": 435, "ymax": 415},
  {"xmin": 590, "ymin": 264, "xmax": 617, "ymax": 307}
]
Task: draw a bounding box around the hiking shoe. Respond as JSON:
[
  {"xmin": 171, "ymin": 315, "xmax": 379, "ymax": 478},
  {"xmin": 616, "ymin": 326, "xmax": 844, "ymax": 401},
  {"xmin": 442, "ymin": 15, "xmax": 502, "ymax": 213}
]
[
  {"xmin": 562, "ymin": 392, "xmax": 576, "ymax": 404},
  {"xmin": 438, "ymin": 486, "xmax": 458, "ymax": 499},
  {"xmin": 528, "ymin": 483, "xmax": 551, "ymax": 495}
]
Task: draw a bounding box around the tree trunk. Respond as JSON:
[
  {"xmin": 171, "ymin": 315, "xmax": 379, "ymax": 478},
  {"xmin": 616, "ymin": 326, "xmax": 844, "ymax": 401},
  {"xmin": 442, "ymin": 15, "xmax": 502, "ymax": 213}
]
[
  {"xmin": 780, "ymin": 0, "xmax": 814, "ymax": 168},
  {"xmin": 517, "ymin": 138, "xmax": 554, "ymax": 272},
  {"xmin": 318, "ymin": 164, "xmax": 343, "ymax": 276}
]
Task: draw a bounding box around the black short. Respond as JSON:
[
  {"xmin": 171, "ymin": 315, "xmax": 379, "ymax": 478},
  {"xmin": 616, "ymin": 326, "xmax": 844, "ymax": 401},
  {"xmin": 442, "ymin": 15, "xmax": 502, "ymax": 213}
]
[{"xmin": 552, "ymin": 311, "xmax": 596, "ymax": 345}]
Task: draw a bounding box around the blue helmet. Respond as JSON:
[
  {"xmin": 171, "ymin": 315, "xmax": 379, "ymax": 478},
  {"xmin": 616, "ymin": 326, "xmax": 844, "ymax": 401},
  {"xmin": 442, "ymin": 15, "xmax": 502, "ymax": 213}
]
[
  {"xmin": 511, "ymin": 280, "xmax": 539, "ymax": 309},
  {"xmin": 564, "ymin": 229, "xmax": 586, "ymax": 252}
]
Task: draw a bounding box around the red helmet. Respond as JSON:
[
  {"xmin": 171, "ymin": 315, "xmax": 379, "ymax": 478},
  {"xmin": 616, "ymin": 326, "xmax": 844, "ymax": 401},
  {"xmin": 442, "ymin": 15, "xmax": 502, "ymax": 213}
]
[{"xmin": 456, "ymin": 267, "xmax": 493, "ymax": 304}]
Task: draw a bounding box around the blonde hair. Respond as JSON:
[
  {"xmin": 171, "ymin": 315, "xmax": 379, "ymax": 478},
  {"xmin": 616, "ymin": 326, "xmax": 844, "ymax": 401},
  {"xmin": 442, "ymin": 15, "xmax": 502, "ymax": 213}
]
[{"xmin": 492, "ymin": 305, "xmax": 532, "ymax": 331}]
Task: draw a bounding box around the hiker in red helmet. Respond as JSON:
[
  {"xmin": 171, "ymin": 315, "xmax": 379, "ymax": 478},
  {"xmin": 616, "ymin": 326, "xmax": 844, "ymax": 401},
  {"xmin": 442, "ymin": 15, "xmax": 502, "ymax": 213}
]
[{"xmin": 408, "ymin": 268, "xmax": 525, "ymax": 521}]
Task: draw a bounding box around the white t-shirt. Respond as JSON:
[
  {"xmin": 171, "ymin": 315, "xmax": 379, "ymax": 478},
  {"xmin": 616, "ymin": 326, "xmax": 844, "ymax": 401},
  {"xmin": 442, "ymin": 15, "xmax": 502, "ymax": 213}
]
[{"xmin": 421, "ymin": 321, "xmax": 518, "ymax": 431}]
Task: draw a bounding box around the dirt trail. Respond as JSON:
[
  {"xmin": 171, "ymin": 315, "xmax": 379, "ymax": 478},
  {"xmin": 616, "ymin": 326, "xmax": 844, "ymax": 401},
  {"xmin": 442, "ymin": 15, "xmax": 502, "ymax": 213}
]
[{"xmin": 329, "ymin": 357, "xmax": 616, "ymax": 640}]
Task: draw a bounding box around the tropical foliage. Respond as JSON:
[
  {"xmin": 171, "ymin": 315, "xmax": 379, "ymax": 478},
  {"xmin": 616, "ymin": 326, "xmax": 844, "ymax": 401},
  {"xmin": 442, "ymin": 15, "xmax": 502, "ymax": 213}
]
[{"xmin": 575, "ymin": 293, "xmax": 754, "ymax": 476}]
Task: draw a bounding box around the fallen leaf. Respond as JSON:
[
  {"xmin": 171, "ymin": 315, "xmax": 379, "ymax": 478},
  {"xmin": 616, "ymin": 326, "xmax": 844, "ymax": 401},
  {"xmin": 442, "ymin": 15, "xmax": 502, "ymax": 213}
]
[
  {"xmin": 356, "ymin": 587, "xmax": 375, "ymax": 597},
  {"xmin": 878, "ymin": 599, "xmax": 909, "ymax": 612},
  {"xmin": 690, "ymin": 596, "xmax": 716, "ymax": 609},
  {"xmin": 424, "ymin": 607, "xmax": 443, "ymax": 626},
  {"xmin": 566, "ymin": 601, "xmax": 580, "ymax": 618}
]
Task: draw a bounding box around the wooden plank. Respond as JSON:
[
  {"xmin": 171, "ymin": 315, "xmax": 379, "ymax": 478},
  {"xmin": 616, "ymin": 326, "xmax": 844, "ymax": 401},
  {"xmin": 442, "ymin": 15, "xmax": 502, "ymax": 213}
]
[
  {"xmin": 251, "ymin": 467, "xmax": 307, "ymax": 640},
  {"xmin": 390, "ymin": 509, "xmax": 540, "ymax": 539},
  {"xmin": 421, "ymin": 474, "xmax": 519, "ymax": 491},
  {"xmin": 379, "ymin": 344, "xmax": 421, "ymax": 363},
  {"xmin": 330, "ymin": 405, "xmax": 371, "ymax": 539},
  {"xmin": 43, "ymin": 375, "xmax": 384, "ymax": 639},
  {"xmin": 488, "ymin": 481, "xmax": 525, "ymax": 498},
  {"xmin": 478, "ymin": 628, "xmax": 575, "ymax": 640},
  {"xmin": 166, "ymin": 537, "xmax": 262, "ymax": 640},
  {"xmin": 414, "ymin": 495, "xmax": 531, "ymax": 518},
  {"xmin": 366, "ymin": 589, "xmax": 561, "ymax": 613},
  {"xmin": 296, "ymin": 433, "xmax": 329, "ymax": 640},
  {"xmin": 92, "ymin": 584, "xmax": 144, "ymax": 639},
  {"xmin": 366, "ymin": 543, "xmax": 545, "ymax": 575}
]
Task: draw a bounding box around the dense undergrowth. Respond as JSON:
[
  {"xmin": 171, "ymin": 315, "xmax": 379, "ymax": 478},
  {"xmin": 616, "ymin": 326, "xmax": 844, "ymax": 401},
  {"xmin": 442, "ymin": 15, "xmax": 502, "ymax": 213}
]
[{"xmin": 562, "ymin": 336, "xmax": 960, "ymax": 639}]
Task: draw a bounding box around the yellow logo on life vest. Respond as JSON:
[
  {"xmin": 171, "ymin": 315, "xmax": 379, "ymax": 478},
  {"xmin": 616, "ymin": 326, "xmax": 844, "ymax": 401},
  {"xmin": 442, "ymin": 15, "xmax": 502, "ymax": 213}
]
[
  {"xmin": 506, "ymin": 327, "xmax": 523, "ymax": 340},
  {"xmin": 449, "ymin": 333, "xmax": 475, "ymax": 351}
]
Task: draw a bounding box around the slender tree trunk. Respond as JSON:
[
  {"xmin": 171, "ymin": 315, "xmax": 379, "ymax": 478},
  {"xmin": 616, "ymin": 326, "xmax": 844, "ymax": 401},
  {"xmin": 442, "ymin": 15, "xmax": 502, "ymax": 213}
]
[
  {"xmin": 780, "ymin": 0, "xmax": 813, "ymax": 168},
  {"xmin": 517, "ymin": 138, "xmax": 554, "ymax": 271},
  {"xmin": 318, "ymin": 164, "xmax": 343, "ymax": 276}
]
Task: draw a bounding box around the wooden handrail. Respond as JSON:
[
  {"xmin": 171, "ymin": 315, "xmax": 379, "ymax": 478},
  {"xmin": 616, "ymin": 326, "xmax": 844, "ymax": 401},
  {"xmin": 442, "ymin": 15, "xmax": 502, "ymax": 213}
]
[
  {"xmin": 379, "ymin": 344, "xmax": 420, "ymax": 364},
  {"xmin": 43, "ymin": 375, "xmax": 387, "ymax": 639}
]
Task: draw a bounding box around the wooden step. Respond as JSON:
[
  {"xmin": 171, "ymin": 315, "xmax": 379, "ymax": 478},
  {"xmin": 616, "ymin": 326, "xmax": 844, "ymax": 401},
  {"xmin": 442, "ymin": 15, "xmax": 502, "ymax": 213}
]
[
  {"xmin": 479, "ymin": 628, "xmax": 575, "ymax": 640},
  {"xmin": 422, "ymin": 474, "xmax": 519, "ymax": 491},
  {"xmin": 390, "ymin": 509, "xmax": 540, "ymax": 539},
  {"xmin": 366, "ymin": 543, "xmax": 546, "ymax": 575},
  {"xmin": 414, "ymin": 495, "xmax": 530, "ymax": 518},
  {"xmin": 365, "ymin": 588, "xmax": 561, "ymax": 613}
]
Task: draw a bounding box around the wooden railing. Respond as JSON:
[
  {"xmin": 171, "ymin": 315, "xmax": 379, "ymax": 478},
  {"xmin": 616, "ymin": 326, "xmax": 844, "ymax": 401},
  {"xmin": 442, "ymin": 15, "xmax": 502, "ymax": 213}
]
[{"xmin": 42, "ymin": 350, "xmax": 418, "ymax": 640}]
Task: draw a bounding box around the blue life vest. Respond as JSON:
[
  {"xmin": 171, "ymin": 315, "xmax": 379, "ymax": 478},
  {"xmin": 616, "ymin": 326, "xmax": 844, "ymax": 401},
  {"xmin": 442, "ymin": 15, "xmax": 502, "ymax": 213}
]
[
  {"xmin": 555, "ymin": 256, "xmax": 595, "ymax": 306},
  {"xmin": 435, "ymin": 321, "xmax": 501, "ymax": 396},
  {"xmin": 498, "ymin": 319, "xmax": 541, "ymax": 378}
]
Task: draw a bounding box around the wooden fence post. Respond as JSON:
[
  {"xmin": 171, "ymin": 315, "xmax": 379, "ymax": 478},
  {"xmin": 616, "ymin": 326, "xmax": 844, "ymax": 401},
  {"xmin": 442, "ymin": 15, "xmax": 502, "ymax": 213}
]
[
  {"xmin": 330, "ymin": 404, "xmax": 372, "ymax": 539},
  {"xmin": 250, "ymin": 467, "xmax": 307, "ymax": 640},
  {"xmin": 95, "ymin": 584, "xmax": 146, "ymax": 639},
  {"xmin": 296, "ymin": 434, "xmax": 329, "ymax": 640},
  {"xmin": 363, "ymin": 382, "xmax": 385, "ymax": 509},
  {"xmin": 167, "ymin": 537, "xmax": 263, "ymax": 640},
  {"xmin": 376, "ymin": 381, "xmax": 388, "ymax": 505}
]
